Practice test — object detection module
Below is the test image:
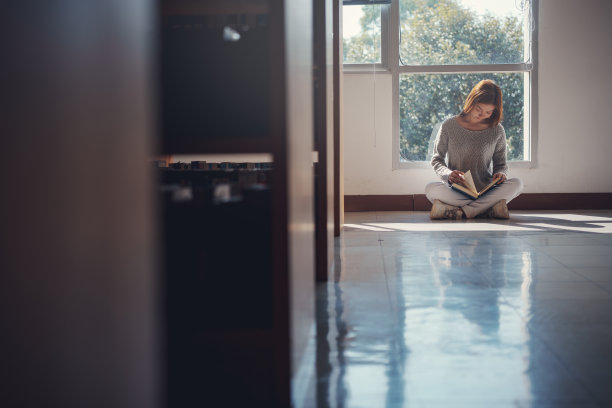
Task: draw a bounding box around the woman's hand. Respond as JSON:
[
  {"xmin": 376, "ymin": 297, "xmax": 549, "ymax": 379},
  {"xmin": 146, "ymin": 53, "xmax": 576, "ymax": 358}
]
[
  {"xmin": 493, "ymin": 173, "xmax": 507, "ymax": 184},
  {"xmin": 449, "ymin": 170, "xmax": 465, "ymax": 185}
]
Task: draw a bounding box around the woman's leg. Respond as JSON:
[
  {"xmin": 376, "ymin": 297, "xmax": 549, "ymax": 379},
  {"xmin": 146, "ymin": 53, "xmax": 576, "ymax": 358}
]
[
  {"xmin": 460, "ymin": 178, "xmax": 524, "ymax": 218},
  {"xmin": 425, "ymin": 178, "xmax": 524, "ymax": 219},
  {"xmin": 425, "ymin": 182, "xmax": 475, "ymax": 208}
]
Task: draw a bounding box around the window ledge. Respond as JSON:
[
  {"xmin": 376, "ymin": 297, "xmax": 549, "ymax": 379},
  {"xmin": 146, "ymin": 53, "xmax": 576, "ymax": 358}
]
[
  {"xmin": 343, "ymin": 64, "xmax": 391, "ymax": 74},
  {"xmin": 508, "ymin": 160, "xmax": 537, "ymax": 169}
]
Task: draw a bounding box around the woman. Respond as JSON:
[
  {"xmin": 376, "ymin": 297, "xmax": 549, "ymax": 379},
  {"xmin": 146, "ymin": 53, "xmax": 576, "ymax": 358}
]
[{"xmin": 425, "ymin": 79, "xmax": 523, "ymax": 220}]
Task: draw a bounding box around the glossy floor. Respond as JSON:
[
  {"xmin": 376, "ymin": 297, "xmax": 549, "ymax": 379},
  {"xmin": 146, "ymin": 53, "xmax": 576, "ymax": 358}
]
[{"xmin": 314, "ymin": 211, "xmax": 612, "ymax": 408}]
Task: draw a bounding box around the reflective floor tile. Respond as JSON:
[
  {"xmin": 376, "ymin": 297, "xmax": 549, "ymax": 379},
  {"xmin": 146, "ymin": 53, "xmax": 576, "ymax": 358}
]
[
  {"xmin": 517, "ymin": 299, "xmax": 612, "ymax": 325},
  {"xmin": 538, "ymin": 245, "xmax": 612, "ymax": 257},
  {"xmin": 531, "ymin": 324, "xmax": 612, "ymax": 403},
  {"xmin": 553, "ymin": 254, "xmax": 612, "ymax": 269},
  {"xmin": 312, "ymin": 211, "xmax": 612, "ymax": 408},
  {"xmin": 522, "ymin": 281, "xmax": 612, "ymax": 300},
  {"xmin": 491, "ymin": 266, "xmax": 588, "ymax": 284},
  {"xmin": 572, "ymin": 267, "xmax": 612, "ymax": 282},
  {"xmin": 597, "ymin": 282, "xmax": 612, "ymax": 296}
]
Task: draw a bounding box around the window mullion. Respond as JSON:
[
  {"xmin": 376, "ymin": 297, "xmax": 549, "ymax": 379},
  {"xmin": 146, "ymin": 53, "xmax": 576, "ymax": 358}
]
[{"xmin": 380, "ymin": 5, "xmax": 390, "ymax": 67}]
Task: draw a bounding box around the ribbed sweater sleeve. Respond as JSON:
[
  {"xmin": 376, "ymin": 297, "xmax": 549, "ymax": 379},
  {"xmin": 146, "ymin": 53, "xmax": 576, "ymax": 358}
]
[
  {"xmin": 492, "ymin": 126, "xmax": 508, "ymax": 176},
  {"xmin": 431, "ymin": 122, "xmax": 452, "ymax": 184}
]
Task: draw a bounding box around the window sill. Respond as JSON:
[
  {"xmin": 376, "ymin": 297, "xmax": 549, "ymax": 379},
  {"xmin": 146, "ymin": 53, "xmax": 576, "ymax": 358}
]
[{"xmin": 343, "ymin": 64, "xmax": 391, "ymax": 74}]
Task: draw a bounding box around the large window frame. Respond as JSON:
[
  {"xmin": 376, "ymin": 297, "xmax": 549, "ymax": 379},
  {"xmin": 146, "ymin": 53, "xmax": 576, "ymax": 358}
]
[{"xmin": 343, "ymin": 0, "xmax": 538, "ymax": 170}]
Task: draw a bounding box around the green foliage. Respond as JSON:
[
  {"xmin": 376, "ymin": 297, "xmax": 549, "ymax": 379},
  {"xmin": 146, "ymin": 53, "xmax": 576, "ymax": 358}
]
[
  {"xmin": 400, "ymin": 73, "xmax": 524, "ymax": 161},
  {"xmin": 343, "ymin": 5, "xmax": 382, "ymax": 63},
  {"xmin": 345, "ymin": 0, "xmax": 527, "ymax": 161},
  {"xmin": 399, "ymin": 0, "xmax": 523, "ymax": 65}
]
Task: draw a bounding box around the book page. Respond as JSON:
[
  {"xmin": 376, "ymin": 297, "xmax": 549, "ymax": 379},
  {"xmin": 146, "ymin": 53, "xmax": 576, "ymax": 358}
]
[
  {"xmin": 462, "ymin": 170, "xmax": 478, "ymax": 195},
  {"xmin": 480, "ymin": 178, "xmax": 500, "ymax": 195},
  {"xmin": 451, "ymin": 183, "xmax": 478, "ymax": 199}
]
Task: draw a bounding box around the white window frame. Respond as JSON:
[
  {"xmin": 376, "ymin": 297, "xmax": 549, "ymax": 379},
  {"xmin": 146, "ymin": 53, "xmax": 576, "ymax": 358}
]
[{"xmin": 343, "ymin": 0, "xmax": 538, "ymax": 170}]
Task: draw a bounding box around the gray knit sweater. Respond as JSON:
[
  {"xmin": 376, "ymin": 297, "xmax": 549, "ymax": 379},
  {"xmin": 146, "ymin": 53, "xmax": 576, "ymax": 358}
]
[{"xmin": 430, "ymin": 116, "xmax": 508, "ymax": 191}]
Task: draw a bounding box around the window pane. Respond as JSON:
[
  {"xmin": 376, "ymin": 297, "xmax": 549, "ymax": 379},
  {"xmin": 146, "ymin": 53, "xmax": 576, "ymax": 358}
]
[
  {"xmin": 399, "ymin": 73, "xmax": 527, "ymax": 162},
  {"xmin": 399, "ymin": 0, "xmax": 529, "ymax": 65},
  {"xmin": 343, "ymin": 5, "xmax": 381, "ymax": 64}
]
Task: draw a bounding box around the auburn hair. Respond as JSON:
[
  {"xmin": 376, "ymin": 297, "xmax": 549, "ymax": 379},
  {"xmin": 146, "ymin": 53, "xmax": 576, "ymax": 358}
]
[{"xmin": 460, "ymin": 79, "xmax": 503, "ymax": 127}]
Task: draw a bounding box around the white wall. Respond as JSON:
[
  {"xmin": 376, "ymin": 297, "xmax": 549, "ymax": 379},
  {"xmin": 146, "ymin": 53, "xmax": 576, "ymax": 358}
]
[{"xmin": 343, "ymin": 0, "xmax": 612, "ymax": 195}]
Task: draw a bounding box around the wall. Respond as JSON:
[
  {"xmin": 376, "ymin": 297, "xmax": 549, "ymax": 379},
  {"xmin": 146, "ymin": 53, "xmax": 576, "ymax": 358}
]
[
  {"xmin": 343, "ymin": 0, "xmax": 612, "ymax": 195},
  {"xmin": 0, "ymin": 1, "xmax": 158, "ymax": 407}
]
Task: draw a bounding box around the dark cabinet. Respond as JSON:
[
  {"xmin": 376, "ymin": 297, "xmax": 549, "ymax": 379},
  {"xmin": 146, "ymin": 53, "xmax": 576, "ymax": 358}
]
[{"xmin": 158, "ymin": 0, "xmax": 315, "ymax": 406}]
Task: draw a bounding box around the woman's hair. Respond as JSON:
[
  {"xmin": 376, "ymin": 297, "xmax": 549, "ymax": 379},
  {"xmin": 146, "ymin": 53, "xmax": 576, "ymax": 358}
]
[{"xmin": 460, "ymin": 79, "xmax": 503, "ymax": 127}]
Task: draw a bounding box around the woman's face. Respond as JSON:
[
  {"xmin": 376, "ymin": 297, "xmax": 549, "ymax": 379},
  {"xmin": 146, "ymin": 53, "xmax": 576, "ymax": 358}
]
[{"xmin": 467, "ymin": 103, "xmax": 495, "ymax": 123}]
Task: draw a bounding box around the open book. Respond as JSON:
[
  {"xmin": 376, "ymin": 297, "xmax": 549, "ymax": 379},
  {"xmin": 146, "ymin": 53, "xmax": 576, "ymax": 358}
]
[{"xmin": 451, "ymin": 170, "xmax": 501, "ymax": 200}]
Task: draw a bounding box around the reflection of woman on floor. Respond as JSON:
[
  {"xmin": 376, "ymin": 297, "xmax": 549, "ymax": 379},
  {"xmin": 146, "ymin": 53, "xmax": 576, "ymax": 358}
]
[{"xmin": 425, "ymin": 80, "xmax": 523, "ymax": 220}]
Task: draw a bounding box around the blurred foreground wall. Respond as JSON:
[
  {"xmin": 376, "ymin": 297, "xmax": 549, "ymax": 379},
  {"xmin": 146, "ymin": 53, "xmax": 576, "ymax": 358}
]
[{"xmin": 0, "ymin": 2, "xmax": 159, "ymax": 407}]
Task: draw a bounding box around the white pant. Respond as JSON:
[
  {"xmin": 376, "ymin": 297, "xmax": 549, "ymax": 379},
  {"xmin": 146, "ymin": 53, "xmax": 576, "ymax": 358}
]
[{"xmin": 425, "ymin": 178, "xmax": 524, "ymax": 219}]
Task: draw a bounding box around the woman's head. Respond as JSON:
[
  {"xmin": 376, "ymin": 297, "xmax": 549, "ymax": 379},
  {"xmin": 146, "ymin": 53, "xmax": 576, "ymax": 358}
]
[{"xmin": 461, "ymin": 79, "xmax": 503, "ymax": 126}]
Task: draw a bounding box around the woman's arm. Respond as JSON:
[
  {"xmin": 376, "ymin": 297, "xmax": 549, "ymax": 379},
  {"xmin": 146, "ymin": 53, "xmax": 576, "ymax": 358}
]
[
  {"xmin": 492, "ymin": 125, "xmax": 508, "ymax": 178},
  {"xmin": 430, "ymin": 123, "xmax": 453, "ymax": 183}
]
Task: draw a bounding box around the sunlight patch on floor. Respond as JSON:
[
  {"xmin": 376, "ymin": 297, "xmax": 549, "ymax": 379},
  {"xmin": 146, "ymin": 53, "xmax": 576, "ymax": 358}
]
[
  {"xmin": 343, "ymin": 212, "xmax": 612, "ymax": 234},
  {"xmin": 345, "ymin": 222, "xmax": 535, "ymax": 232}
]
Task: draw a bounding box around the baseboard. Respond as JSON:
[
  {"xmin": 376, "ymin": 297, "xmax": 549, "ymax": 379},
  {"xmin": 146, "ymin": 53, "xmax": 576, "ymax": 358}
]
[
  {"xmin": 344, "ymin": 193, "xmax": 612, "ymax": 211},
  {"xmin": 344, "ymin": 195, "xmax": 415, "ymax": 211}
]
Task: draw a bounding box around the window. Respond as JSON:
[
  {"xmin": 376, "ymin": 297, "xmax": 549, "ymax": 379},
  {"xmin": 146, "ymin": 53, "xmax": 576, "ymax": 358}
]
[
  {"xmin": 343, "ymin": 0, "xmax": 537, "ymax": 167},
  {"xmin": 342, "ymin": 0, "xmax": 391, "ymax": 66},
  {"xmin": 400, "ymin": 72, "xmax": 527, "ymax": 162}
]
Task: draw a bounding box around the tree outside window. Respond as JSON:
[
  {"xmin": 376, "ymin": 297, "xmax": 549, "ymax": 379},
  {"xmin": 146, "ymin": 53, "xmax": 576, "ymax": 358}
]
[
  {"xmin": 343, "ymin": 0, "xmax": 533, "ymax": 163},
  {"xmin": 343, "ymin": 4, "xmax": 382, "ymax": 64}
]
